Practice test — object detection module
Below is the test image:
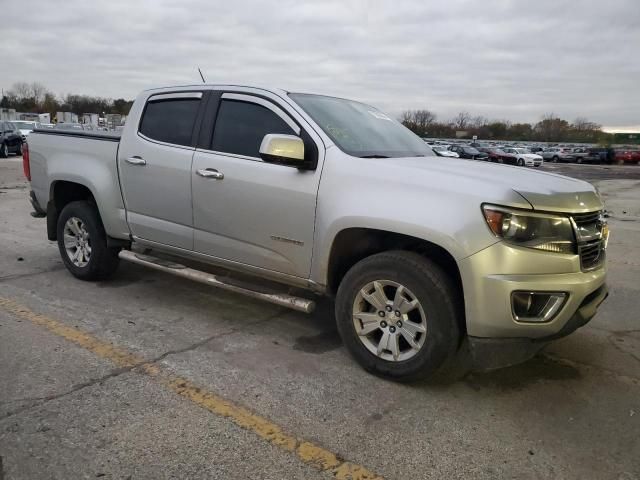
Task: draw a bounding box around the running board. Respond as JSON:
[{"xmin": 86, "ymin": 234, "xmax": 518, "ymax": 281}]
[{"xmin": 118, "ymin": 250, "xmax": 315, "ymax": 314}]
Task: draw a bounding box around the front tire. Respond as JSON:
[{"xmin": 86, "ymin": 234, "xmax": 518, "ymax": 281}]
[
  {"xmin": 517, "ymin": 158, "xmax": 525, "ymax": 167},
  {"xmin": 335, "ymin": 251, "xmax": 461, "ymax": 381},
  {"xmin": 552, "ymin": 156, "xmax": 559, "ymax": 163},
  {"xmin": 57, "ymin": 201, "xmax": 120, "ymax": 280},
  {"xmin": 0, "ymin": 143, "xmax": 8, "ymax": 158},
  {"xmin": 16, "ymin": 142, "xmax": 22, "ymax": 156}
]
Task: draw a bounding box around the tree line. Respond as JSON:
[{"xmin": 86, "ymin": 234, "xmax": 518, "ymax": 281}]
[
  {"xmin": 0, "ymin": 82, "xmax": 134, "ymax": 118},
  {"xmin": 401, "ymin": 109, "xmax": 611, "ymax": 143}
]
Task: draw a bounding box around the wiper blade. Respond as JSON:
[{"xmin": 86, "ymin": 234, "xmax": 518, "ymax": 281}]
[{"xmin": 359, "ymin": 155, "xmax": 389, "ymax": 158}]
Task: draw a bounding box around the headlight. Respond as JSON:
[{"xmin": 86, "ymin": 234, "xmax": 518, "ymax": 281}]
[{"xmin": 482, "ymin": 205, "xmax": 575, "ymax": 254}]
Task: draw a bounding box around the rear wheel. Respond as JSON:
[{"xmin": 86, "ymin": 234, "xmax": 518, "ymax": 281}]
[
  {"xmin": 552, "ymin": 156, "xmax": 559, "ymax": 163},
  {"xmin": 335, "ymin": 251, "xmax": 461, "ymax": 381},
  {"xmin": 0, "ymin": 143, "xmax": 8, "ymax": 158},
  {"xmin": 57, "ymin": 201, "xmax": 120, "ymax": 280}
]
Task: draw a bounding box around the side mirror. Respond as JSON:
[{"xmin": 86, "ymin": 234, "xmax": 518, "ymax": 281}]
[{"xmin": 259, "ymin": 134, "xmax": 314, "ymax": 170}]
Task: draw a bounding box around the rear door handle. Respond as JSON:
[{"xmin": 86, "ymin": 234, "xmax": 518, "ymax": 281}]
[
  {"xmin": 196, "ymin": 168, "xmax": 224, "ymax": 180},
  {"xmin": 125, "ymin": 156, "xmax": 146, "ymax": 166}
]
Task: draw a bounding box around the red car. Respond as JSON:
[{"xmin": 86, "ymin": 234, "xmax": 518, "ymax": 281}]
[
  {"xmin": 477, "ymin": 147, "xmax": 518, "ymax": 165},
  {"xmin": 615, "ymin": 149, "xmax": 640, "ymax": 164}
]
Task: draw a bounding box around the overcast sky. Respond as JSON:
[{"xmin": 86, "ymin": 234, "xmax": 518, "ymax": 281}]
[{"xmin": 2, "ymin": 0, "xmax": 639, "ymax": 129}]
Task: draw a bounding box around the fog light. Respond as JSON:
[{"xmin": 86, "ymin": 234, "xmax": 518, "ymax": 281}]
[{"xmin": 511, "ymin": 291, "xmax": 567, "ymax": 323}]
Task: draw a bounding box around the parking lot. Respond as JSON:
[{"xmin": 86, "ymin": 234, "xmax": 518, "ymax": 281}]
[{"xmin": 1, "ymin": 156, "xmax": 639, "ymax": 479}]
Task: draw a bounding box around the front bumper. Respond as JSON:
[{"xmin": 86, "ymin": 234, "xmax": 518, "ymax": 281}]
[
  {"xmin": 459, "ymin": 241, "xmax": 607, "ymax": 339},
  {"xmin": 465, "ymin": 284, "xmax": 608, "ymax": 370}
]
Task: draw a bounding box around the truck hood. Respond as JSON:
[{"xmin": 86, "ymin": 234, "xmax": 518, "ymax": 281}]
[{"xmin": 379, "ymin": 156, "xmax": 603, "ymax": 213}]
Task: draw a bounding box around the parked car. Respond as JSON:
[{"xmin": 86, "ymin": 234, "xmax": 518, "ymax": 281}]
[
  {"xmin": 431, "ymin": 145, "xmax": 459, "ymax": 157},
  {"xmin": 528, "ymin": 146, "xmax": 544, "ymax": 153},
  {"xmin": 502, "ymin": 148, "xmax": 543, "ymax": 167},
  {"xmin": 615, "ymin": 148, "xmax": 640, "ymax": 164},
  {"xmin": 583, "ymin": 147, "xmax": 614, "ymax": 164},
  {"xmin": 12, "ymin": 120, "xmax": 41, "ymax": 140},
  {"xmin": 448, "ymin": 145, "xmax": 489, "ymax": 160},
  {"xmin": 477, "ymin": 147, "xmax": 518, "ymax": 165},
  {"xmin": 540, "ymin": 147, "xmax": 575, "ymax": 163},
  {"xmin": 571, "ymin": 148, "xmax": 591, "ymax": 163},
  {"xmin": 0, "ymin": 121, "xmax": 24, "ymax": 157},
  {"xmin": 26, "ymin": 84, "xmax": 609, "ymax": 381}
]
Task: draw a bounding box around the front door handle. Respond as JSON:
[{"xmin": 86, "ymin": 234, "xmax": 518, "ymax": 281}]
[
  {"xmin": 196, "ymin": 168, "xmax": 224, "ymax": 180},
  {"xmin": 125, "ymin": 156, "xmax": 146, "ymax": 166}
]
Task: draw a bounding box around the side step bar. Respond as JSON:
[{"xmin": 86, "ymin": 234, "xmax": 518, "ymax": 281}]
[{"xmin": 118, "ymin": 250, "xmax": 316, "ymax": 314}]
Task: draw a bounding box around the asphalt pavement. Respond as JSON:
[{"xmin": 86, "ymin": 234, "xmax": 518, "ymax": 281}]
[{"xmin": 1, "ymin": 156, "xmax": 639, "ymax": 479}]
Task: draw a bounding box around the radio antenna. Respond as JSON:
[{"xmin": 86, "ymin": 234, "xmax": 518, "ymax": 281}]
[{"xmin": 197, "ymin": 67, "xmax": 206, "ymax": 83}]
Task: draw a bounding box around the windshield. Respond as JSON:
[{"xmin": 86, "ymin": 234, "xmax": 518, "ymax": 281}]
[
  {"xmin": 289, "ymin": 93, "xmax": 434, "ymax": 158},
  {"xmin": 514, "ymin": 148, "xmax": 530, "ymax": 154},
  {"xmin": 464, "ymin": 147, "xmax": 480, "ymax": 154},
  {"xmin": 432, "ymin": 146, "xmax": 448, "ymax": 152}
]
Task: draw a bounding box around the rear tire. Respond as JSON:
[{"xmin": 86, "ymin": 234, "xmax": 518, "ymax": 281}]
[
  {"xmin": 56, "ymin": 201, "xmax": 120, "ymax": 280},
  {"xmin": 552, "ymin": 156, "xmax": 559, "ymax": 163},
  {"xmin": 335, "ymin": 251, "xmax": 461, "ymax": 381}
]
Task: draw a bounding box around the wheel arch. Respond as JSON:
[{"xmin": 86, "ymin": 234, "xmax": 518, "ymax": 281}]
[
  {"xmin": 325, "ymin": 227, "xmax": 466, "ymax": 334},
  {"xmin": 47, "ymin": 180, "xmax": 99, "ymax": 241}
]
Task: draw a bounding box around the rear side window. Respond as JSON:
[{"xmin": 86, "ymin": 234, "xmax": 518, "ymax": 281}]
[
  {"xmin": 139, "ymin": 98, "xmax": 201, "ymax": 147},
  {"xmin": 212, "ymin": 100, "xmax": 295, "ymax": 158}
]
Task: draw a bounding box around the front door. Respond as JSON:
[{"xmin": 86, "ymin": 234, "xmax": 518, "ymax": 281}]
[
  {"xmin": 117, "ymin": 91, "xmax": 204, "ymax": 250},
  {"xmin": 191, "ymin": 92, "xmax": 323, "ymax": 278}
]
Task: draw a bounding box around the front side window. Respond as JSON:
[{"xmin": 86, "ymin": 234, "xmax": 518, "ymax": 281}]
[
  {"xmin": 139, "ymin": 97, "xmax": 201, "ymax": 147},
  {"xmin": 211, "ymin": 99, "xmax": 295, "ymax": 158},
  {"xmin": 289, "ymin": 93, "xmax": 434, "ymax": 158}
]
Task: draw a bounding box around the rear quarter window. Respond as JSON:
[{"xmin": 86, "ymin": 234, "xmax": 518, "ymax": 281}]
[{"xmin": 139, "ymin": 98, "xmax": 201, "ymax": 147}]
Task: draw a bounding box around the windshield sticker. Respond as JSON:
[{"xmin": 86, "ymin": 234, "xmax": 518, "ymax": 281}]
[{"xmin": 367, "ymin": 110, "xmax": 393, "ymax": 121}]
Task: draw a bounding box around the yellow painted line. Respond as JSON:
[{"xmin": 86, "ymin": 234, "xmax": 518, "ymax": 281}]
[{"xmin": 0, "ymin": 297, "xmax": 383, "ymax": 480}]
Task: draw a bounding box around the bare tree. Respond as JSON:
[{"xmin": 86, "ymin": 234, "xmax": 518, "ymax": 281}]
[
  {"xmin": 452, "ymin": 111, "xmax": 471, "ymax": 130},
  {"xmin": 414, "ymin": 109, "xmax": 437, "ymax": 132}
]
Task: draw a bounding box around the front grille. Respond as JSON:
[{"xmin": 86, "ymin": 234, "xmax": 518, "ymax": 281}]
[
  {"xmin": 578, "ymin": 239, "xmax": 605, "ymax": 270},
  {"xmin": 572, "ymin": 211, "xmax": 601, "ymax": 227},
  {"xmin": 571, "ymin": 210, "xmax": 605, "ymax": 270}
]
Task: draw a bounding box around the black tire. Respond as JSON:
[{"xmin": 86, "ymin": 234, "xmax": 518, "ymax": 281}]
[
  {"xmin": 0, "ymin": 143, "xmax": 8, "ymax": 158},
  {"xmin": 56, "ymin": 201, "xmax": 120, "ymax": 280},
  {"xmin": 16, "ymin": 142, "xmax": 22, "ymax": 156},
  {"xmin": 517, "ymin": 158, "xmax": 525, "ymax": 167},
  {"xmin": 335, "ymin": 251, "xmax": 461, "ymax": 381},
  {"xmin": 552, "ymin": 156, "xmax": 559, "ymax": 163}
]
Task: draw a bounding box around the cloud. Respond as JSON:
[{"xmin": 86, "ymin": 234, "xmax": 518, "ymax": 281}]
[{"xmin": 2, "ymin": 0, "xmax": 638, "ymax": 126}]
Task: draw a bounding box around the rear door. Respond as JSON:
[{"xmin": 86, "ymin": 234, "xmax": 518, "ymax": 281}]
[
  {"xmin": 117, "ymin": 91, "xmax": 205, "ymax": 250},
  {"xmin": 191, "ymin": 91, "xmax": 323, "ymax": 278}
]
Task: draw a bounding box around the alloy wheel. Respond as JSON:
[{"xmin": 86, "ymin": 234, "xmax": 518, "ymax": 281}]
[
  {"xmin": 63, "ymin": 217, "xmax": 92, "ymax": 267},
  {"xmin": 352, "ymin": 280, "xmax": 427, "ymax": 362}
]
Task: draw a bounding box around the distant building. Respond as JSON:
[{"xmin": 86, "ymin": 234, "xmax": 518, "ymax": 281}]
[
  {"xmin": 82, "ymin": 113, "xmax": 99, "ymax": 126},
  {"xmin": 0, "ymin": 108, "xmax": 17, "ymax": 121},
  {"xmin": 56, "ymin": 111, "xmax": 78, "ymax": 123},
  {"xmin": 612, "ymin": 132, "xmax": 640, "ymax": 145}
]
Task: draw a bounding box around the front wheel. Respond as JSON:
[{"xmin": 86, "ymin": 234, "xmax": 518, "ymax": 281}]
[
  {"xmin": 335, "ymin": 251, "xmax": 461, "ymax": 381},
  {"xmin": 0, "ymin": 143, "xmax": 8, "ymax": 158},
  {"xmin": 517, "ymin": 158, "xmax": 525, "ymax": 166},
  {"xmin": 552, "ymin": 156, "xmax": 559, "ymax": 163},
  {"xmin": 16, "ymin": 142, "xmax": 22, "ymax": 156},
  {"xmin": 57, "ymin": 201, "xmax": 120, "ymax": 280}
]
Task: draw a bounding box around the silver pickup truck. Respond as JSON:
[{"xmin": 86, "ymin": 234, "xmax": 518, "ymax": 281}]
[{"xmin": 25, "ymin": 84, "xmax": 609, "ymax": 381}]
